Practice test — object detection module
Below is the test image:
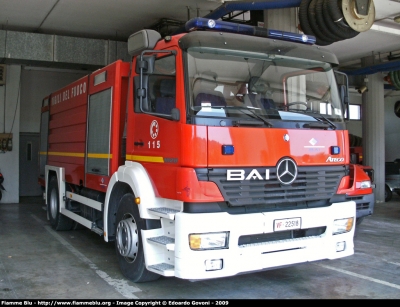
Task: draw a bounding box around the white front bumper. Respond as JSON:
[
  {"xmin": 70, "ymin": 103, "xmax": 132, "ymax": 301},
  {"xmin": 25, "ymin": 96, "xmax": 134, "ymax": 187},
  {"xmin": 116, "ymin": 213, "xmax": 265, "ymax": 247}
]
[{"xmin": 174, "ymin": 201, "xmax": 355, "ymax": 280}]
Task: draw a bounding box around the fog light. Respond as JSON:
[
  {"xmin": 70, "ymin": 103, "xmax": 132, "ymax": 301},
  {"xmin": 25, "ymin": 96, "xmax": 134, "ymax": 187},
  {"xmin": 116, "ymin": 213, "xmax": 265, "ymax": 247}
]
[
  {"xmin": 333, "ymin": 217, "xmax": 354, "ymax": 235},
  {"xmin": 189, "ymin": 232, "xmax": 229, "ymax": 250},
  {"xmin": 205, "ymin": 259, "xmax": 223, "ymax": 271},
  {"xmin": 336, "ymin": 241, "xmax": 346, "ymax": 252}
]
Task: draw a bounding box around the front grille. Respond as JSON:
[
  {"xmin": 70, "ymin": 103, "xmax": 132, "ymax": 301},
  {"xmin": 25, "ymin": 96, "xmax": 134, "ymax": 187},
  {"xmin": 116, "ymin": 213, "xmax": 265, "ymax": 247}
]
[
  {"xmin": 356, "ymin": 202, "xmax": 370, "ymax": 210},
  {"xmin": 197, "ymin": 166, "xmax": 346, "ymax": 208},
  {"xmin": 238, "ymin": 226, "xmax": 326, "ymax": 247}
]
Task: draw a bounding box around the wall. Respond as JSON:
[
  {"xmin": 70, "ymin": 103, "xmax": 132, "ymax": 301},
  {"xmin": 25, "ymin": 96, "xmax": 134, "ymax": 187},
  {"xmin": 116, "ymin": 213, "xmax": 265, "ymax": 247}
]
[
  {"xmin": 347, "ymin": 89, "xmax": 400, "ymax": 163},
  {"xmin": 20, "ymin": 67, "xmax": 88, "ymax": 132},
  {"xmin": 0, "ymin": 65, "xmax": 21, "ymax": 203},
  {"xmin": 0, "ymin": 65, "xmax": 88, "ymax": 203},
  {"xmin": 346, "ymin": 91, "xmax": 363, "ymax": 138},
  {"xmin": 385, "ymin": 94, "xmax": 400, "ymax": 162}
]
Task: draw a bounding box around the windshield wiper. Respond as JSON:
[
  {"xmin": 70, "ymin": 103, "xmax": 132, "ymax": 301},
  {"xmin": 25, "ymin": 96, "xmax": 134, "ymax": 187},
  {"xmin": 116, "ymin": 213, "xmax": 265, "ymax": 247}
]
[
  {"xmin": 225, "ymin": 106, "xmax": 273, "ymax": 127},
  {"xmin": 233, "ymin": 119, "xmax": 264, "ymax": 127},
  {"xmin": 304, "ymin": 115, "xmax": 336, "ymax": 130},
  {"xmin": 316, "ymin": 114, "xmax": 336, "ymax": 130}
]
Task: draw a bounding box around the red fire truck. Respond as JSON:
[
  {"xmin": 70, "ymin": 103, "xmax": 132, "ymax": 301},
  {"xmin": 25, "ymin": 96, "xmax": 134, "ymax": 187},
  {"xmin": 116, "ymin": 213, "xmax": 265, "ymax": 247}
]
[{"xmin": 39, "ymin": 18, "xmax": 373, "ymax": 282}]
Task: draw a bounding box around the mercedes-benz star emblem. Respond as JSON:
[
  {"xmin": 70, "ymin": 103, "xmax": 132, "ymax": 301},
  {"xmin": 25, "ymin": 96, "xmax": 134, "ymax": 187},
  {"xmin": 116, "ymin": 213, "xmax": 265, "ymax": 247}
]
[{"xmin": 276, "ymin": 158, "xmax": 297, "ymax": 185}]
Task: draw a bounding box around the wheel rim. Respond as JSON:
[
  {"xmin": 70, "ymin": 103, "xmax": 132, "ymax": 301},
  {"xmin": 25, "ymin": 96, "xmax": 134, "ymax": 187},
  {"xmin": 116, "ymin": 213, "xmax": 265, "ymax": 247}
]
[
  {"xmin": 49, "ymin": 188, "xmax": 58, "ymax": 220},
  {"xmin": 116, "ymin": 213, "xmax": 139, "ymax": 262}
]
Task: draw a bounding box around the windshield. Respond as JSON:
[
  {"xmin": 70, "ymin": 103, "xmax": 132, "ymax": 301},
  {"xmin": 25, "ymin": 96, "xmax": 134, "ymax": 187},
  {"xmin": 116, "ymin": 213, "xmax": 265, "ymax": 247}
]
[{"xmin": 186, "ymin": 47, "xmax": 344, "ymax": 128}]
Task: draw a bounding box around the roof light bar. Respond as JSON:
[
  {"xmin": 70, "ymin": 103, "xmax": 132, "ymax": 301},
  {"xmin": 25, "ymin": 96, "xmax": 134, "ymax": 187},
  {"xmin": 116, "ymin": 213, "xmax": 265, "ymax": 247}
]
[{"xmin": 185, "ymin": 17, "xmax": 316, "ymax": 45}]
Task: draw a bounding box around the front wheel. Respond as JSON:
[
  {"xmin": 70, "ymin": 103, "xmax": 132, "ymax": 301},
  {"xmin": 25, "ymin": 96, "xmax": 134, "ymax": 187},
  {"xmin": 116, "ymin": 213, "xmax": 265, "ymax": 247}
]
[{"xmin": 115, "ymin": 193, "xmax": 160, "ymax": 283}]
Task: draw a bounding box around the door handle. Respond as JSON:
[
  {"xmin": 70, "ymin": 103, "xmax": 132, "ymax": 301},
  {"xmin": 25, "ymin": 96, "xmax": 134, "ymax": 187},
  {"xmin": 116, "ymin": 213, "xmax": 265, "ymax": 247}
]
[{"xmin": 134, "ymin": 141, "xmax": 144, "ymax": 146}]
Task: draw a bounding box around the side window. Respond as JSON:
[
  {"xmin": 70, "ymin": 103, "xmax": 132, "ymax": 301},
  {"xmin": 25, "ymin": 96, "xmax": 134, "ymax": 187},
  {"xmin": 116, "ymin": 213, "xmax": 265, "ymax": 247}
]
[{"xmin": 147, "ymin": 55, "xmax": 176, "ymax": 115}]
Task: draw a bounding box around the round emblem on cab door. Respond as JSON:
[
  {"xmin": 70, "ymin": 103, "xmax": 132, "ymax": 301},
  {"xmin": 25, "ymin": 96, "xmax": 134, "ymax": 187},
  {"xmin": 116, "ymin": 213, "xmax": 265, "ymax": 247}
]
[{"xmin": 150, "ymin": 120, "xmax": 159, "ymax": 139}]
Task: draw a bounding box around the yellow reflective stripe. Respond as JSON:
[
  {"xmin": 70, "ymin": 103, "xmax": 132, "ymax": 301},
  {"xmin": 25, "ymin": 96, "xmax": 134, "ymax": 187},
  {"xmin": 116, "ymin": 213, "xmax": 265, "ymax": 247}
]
[
  {"xmin": 39, "ymin": 151, "xmax": 47, "ymax": 155},
  {"xmin": 87, "ymin": 153, "xmax": 112, "ymax": 159},
  {"xmin": 126, "ymin": 155, "xmax": 164, "ymax": 163},
  {"xmin": 46, "ymin": 152, "xmax": 112, "ymax": 159},
  {"xmin": 47, "ymin": 151, "xmax": 85, "ymax": 158}
]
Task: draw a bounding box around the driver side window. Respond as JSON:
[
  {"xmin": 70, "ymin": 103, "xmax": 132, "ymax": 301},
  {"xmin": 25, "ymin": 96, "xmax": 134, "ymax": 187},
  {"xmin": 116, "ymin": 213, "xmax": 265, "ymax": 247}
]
[{"xmin": 149, "ymin": 55, "xmax": 176, "ymax": 115}]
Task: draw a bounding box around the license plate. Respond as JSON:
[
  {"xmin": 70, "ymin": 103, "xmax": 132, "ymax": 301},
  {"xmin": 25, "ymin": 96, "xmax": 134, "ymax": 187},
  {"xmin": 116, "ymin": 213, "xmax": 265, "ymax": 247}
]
[{"xmin": 274, "ymin": 217, "xmax": 301, "ymax": 231}]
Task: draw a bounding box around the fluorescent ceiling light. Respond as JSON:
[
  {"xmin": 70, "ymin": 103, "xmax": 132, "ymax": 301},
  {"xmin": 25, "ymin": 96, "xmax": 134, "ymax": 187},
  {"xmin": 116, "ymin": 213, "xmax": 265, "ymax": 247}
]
[{"xmin": 370, "ymin": 24, "xmax": 400, "ymax": 35}]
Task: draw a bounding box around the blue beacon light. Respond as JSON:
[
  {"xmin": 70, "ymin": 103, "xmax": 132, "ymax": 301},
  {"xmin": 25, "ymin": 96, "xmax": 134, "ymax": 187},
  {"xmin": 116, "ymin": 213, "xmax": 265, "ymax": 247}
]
[{"xmin": 184, "ymin": 17, "xmax": 316, "ymax": 45}]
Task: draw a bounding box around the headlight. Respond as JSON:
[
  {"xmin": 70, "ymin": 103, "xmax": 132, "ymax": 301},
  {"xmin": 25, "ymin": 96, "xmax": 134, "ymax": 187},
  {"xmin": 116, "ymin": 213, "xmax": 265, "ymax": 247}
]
[
  {"xmin": 333, "ymin": 217, "xmax": 354, "ymax": 235},
  {"xmin": 356, "ymin": 180, "xmax": 371, "ymax": 189},
  {"xmin": 189, "ymin": 232, "xmax": 229, "ymax": 250}
]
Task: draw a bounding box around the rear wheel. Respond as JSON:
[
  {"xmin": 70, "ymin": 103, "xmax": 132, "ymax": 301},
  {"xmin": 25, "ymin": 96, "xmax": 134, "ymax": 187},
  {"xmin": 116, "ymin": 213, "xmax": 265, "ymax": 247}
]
[
  {"xmin": 115, "ymin": 193, "xmax": 160, "ymax": 283},
  {"xmin": 47, "ymin": 176, "xmax": 74, "ymax": 231}
]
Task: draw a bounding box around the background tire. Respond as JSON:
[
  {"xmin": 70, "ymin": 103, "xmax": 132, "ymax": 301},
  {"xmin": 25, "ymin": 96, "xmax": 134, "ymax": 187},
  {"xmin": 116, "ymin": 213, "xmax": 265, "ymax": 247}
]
[
  {"xmin": 115, "ymin": 193, "xmax": 160, "ymax": 283},
  {"xmin": 385, "ymin": 185, "xmax": 392, "ymax": 202},
  {"xmin": 47, "ymin": 176, "xmax": 74, "ymax": 231}
]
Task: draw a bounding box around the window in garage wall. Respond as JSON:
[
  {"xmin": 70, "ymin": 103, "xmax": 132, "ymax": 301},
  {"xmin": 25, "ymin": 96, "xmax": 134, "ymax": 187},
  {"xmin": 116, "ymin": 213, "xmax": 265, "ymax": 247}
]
[{"xmin": 344, "ymin": 104, "xmax": 361, "ymax": 120}]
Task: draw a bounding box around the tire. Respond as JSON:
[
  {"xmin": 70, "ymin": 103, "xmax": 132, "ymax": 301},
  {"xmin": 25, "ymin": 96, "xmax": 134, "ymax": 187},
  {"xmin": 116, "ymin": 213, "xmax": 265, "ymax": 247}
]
[
  {"xmin": 47, "ymin": 176, "xmax": 74, "ymax": 231},
  {"xmin": 385, "ymin": 185, "xmax": 392, "ymax": 202},
  {"xmin": 115, "ymin": 193, "xmax": 160, "ymax": 283}
]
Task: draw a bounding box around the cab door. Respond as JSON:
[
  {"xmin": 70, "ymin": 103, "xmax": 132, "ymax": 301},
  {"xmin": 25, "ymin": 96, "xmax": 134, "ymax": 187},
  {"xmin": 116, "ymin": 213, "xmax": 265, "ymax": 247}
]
[{"xmin": 127, "ymin": 51, "xmax": 182, "ymax": 199}]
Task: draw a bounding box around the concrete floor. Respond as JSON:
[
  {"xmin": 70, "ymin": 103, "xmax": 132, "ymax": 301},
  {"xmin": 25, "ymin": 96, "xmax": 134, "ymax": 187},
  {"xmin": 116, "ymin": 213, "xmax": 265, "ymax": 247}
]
[{"xmin": 1, "ymin": 194, "xmax": 400, "ymax": 299}]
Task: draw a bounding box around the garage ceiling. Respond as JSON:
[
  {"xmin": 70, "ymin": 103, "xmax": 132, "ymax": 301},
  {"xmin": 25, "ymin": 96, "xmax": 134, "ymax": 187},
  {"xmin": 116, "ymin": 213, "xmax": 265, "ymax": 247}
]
[{"xmin": 1, "ymin": 0, "xmax": 400, "ymax": 70}]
